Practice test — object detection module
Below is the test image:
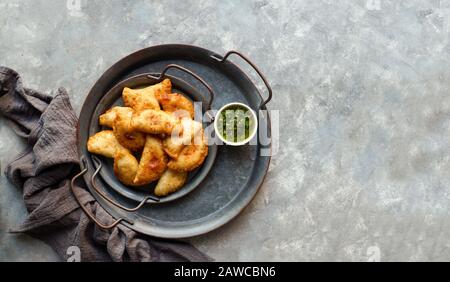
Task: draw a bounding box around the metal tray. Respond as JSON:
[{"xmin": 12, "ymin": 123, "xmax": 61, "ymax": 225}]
[{"xmin": 75, "ymin": 44, "xmax": 272, "ymax": 238}]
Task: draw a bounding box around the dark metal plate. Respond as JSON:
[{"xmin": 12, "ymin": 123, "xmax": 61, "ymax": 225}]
[{"xmin": 78, "ymin": 44, "xmax": 271, "ymax": 238}]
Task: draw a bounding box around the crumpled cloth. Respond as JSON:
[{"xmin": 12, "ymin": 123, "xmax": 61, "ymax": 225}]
[{"xmin": 0, "ymin": 66, "xmax": 211, "ymax": 262}]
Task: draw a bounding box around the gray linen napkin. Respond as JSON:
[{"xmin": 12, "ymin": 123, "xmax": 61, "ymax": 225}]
[{"xmin": 0, "ymin": 66, "xmax": 211, "ymax": 262}]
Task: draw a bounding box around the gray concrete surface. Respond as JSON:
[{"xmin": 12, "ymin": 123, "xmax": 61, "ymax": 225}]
[{"xmin": 1, "ymin": 0, "xmax": 450, "ymax": 261}]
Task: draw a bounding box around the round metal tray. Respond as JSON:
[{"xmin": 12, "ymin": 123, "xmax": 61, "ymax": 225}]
[{"xmin": 76, "ymin": 44, "xmax": 272, "ymax": 238}]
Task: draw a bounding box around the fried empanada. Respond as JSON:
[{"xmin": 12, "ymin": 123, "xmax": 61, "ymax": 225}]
[
  {"xmin": 99, "ymin": 107, "xmax": 118, "ymax": 128},
  {"xmin": 114, "ymin": 148, "xmax": 139, "ymax": 186},
  {"xmin": 167, "ymin": 130, "xmax": 208, "ymax": 172},
  {"xmin": 99, "ymin": 107, "xmax": 146, "ymax": 151},
  {"xmin": 154, "ymin": 169, "xmax": 188, "ymax": 196},
  {"xmin": 131, "ymin": 109, "xmax": 179, "ymax": 135},
  {"xmin": 112, "ymin": 107, "xmax": 146, "ymax": 152},
  {"xmin": 163, "ymin": 118, "xmax": 203, "ymax": 159},
  {"xmin": 133, "ymin": 135, "xmax": 168, "ymax": 186},
  {"xmin": 123, "ymin": 79, "xmax": 171, "ymax": 112},
  {"xmin": 156, "ymin": 92, "xmax": 194, "ymax": 119},
  {"xmin": 87, "ymin": 130, "xmax": 124, "ymax": 158}
]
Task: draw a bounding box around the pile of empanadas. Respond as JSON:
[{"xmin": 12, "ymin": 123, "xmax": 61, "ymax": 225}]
[{"xmin": 87, "ymin": 79, "xmax": 208, "ymax": 197}]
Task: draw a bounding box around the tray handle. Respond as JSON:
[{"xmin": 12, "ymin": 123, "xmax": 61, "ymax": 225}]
[
  {"xmin": 70, "ymin": 156, "xmax": 132, "ymax": 230},
  {"xmin": 211, "ymin": 50, "xmax": 272, "ymax": 110},
  {"xmin": 147, "ymin": 64, "xmax": 215, "ymax": 112},
  {"xmin": 90, "ymin": 156, "xmax": 160, "ymax": 212}
]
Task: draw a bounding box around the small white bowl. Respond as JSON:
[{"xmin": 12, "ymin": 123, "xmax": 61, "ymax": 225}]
[{"xmin": 214, "ymin": 102, "xmax": 258, "ymax": 146}]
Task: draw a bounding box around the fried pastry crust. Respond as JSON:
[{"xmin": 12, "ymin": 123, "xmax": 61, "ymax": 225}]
[
  {"xmin": 114, "ymin": 148, "xmax": 140, "ymax": 186},
  {"xmin": 133, "ymin": 135, "xmax": 168, "ymax": 185},
  {"xmin": 154, "ymin": 169, "xmax": 188, "ymax": 196},
  {"xmin": 87, "ymin": 130, "xmax": 124, "ymax": 158},
  {"xmin": 99, "ymin": 107, "xmax": 119, "ymax": 128},
  {"xmin": 112, "ymin": 107, "xmax": 146, "ymax": 152},
  {"xmin": 156, "ymin": 92, "xmax": 194, "ymax": 119},
  {"xmin": 131, "ymin": 109, "xmax": 179, "ymax": 135},
  {"xmin": 167, "ymin": 130, "xmax": 208, "ymax": 172},
  {"xmin": 123, "ymin": 79, "xmax": 171, "ymax": 112},
  {"xmin": 163, "ymin": 118, "xmax": 203, "ymax": 159}
]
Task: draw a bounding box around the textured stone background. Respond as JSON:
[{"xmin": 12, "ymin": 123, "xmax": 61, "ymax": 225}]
[{"xmin": 1, "ymin": 0, "xmax": 450, "ymax": 261}]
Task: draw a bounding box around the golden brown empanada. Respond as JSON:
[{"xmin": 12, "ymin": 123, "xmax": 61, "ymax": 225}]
[
  {"xmin": 123, "ymin": 79, "xmax": 171, "ymax": 112},
  {"xmin": 154, "ymin": 169, "xmax": 188, "ymax": 196},
  {"xmin": 167, "ymin": 130, "xmax": 208, "ymax": 172},
  {"xmin": 156, "ymin": 92, "xmax": 194, "ymax": 119},
  {"xmin": 99, "ymin": 106, "xmax": 146, "ymax": 151},
  {"xmin": 87, "ymin": 130, "xmax": 124, "ymax": 158},
  {"xmin": 112, "ymin": 107, "xmax": 146, "ymax": 152},
  {"xmin": 133, "ymin": 135, "xmax": 168, "ymax": 186},
  {"xmin": 113, "ymin": 148, "xmax": 139, "ymax": 186},
  {"xmin": 99, "ymin": 107, "xmax": 119, "ymax": 128},
  {"xmin": 131, "ymin": 109, "xmax": 179, "ymax": 135},
  {"xmin": 163, "ymin": 118, "xmax": 203, "ymax": 159}
]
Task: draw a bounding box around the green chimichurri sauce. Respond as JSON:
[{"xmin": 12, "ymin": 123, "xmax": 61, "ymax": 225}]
[{"xmin": 217, "ymin": 105, "xmax": 253, "ymax": 143}]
